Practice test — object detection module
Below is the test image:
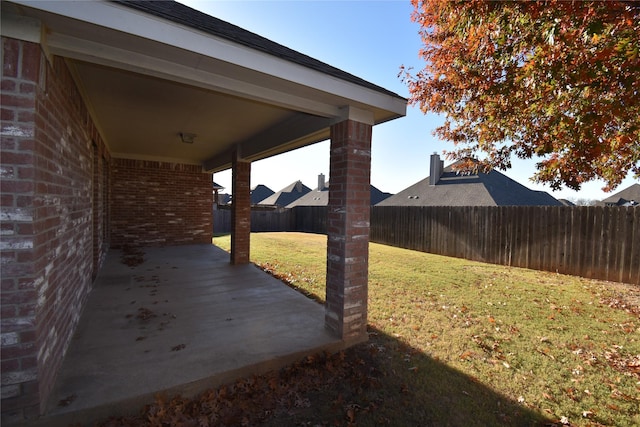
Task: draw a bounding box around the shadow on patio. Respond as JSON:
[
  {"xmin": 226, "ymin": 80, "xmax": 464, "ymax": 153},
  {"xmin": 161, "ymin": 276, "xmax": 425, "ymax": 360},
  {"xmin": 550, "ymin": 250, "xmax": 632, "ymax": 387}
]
[{"xmin": 35, "ymin": 244, "xmax": 343, "ymax": 427}]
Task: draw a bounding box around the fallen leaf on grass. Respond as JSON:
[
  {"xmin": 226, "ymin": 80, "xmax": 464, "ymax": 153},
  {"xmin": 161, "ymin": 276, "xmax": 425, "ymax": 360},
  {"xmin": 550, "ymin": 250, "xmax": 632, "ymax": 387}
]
[
  {"xmin": 459, "ymin": 351, "xmax": 474, "ymax": 360},
  {"xmin": 537, "ymin": 347, "xmax": 555, "ymax": 360}
]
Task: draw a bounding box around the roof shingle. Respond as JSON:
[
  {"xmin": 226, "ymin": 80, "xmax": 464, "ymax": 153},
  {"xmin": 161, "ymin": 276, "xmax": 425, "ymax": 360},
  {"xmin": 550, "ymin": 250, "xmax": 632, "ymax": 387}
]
[{"xmin": 115, "ymin": 1, "xmax": 404, "ymax": 99}]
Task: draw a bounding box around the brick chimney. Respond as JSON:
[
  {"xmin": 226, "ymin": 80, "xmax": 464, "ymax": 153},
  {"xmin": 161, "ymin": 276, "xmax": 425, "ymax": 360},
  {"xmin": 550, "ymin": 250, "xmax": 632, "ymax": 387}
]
[
  {"xmin": 318, "ymin": 173, "xmax": 326, "ymax": 190},
  {"xmin": 429, "ymin": 153, "xmax": 444, "ymax": 186}
]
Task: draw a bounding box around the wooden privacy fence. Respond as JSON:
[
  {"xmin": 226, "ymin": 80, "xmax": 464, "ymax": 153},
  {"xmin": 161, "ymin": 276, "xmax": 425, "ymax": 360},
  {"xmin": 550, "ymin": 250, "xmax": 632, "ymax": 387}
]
[
  {"xmin": 370, "ymin": 206, "xmax": 639, "ymax": 286},
  {"xmin": 213, "ymin": 205, "xmax": 639, "ymax": 285},
  {"xmin": 213, "ymin": 207, "xmax": 293, "ymax": 234},
  {"xmin": 213, "ymin": 206, "xmax": 327, "ymax": 234}
]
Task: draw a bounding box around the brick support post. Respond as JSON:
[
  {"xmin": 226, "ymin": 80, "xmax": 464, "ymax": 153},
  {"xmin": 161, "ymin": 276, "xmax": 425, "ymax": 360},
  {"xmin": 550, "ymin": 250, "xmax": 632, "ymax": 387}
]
[
  {"xmin": 231, "ymin": 153, "xmax": 251, "ymax": 264},
  {"xmin": 325, "ymin": 119, "xmax": 372, "ymax": 343}
]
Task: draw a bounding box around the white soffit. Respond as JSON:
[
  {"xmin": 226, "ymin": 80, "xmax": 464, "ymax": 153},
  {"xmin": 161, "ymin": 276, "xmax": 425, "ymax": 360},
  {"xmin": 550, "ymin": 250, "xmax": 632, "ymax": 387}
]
[{"xmin": 12, "ymin": 0, "xmax": 406, "ymax": 123}]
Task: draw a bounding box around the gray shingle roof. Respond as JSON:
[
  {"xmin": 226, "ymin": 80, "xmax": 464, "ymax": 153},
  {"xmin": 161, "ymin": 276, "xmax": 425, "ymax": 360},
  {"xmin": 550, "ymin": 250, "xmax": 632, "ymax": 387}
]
[
  {"xmin": 285, "ymin": 182, "xmax": 391, "ymax": 207},
  {"xmin": 600, "ymin": 183, "xmax": 640, "ymax": 206},
  {"xmin": 257, "ymin": 180, "xmax": 311, "ymax": 206},
  {"xmin": 115, "ymin": 1, "xmax": 404, "ymax": 99},
  {"xmin": 377, "ymin": 161, "xmax": 562, "ymax": 207},
  {"xmin": 250, "ymin": 184, "xmax": 274, "ymax": 205}
]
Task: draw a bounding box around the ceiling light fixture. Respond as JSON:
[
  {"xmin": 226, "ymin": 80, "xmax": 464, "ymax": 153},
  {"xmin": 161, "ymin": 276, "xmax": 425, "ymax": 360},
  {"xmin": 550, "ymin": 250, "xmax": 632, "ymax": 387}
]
[{"xmin": 179, "ymin": 132, "xmax": 196, "ymax": 144}]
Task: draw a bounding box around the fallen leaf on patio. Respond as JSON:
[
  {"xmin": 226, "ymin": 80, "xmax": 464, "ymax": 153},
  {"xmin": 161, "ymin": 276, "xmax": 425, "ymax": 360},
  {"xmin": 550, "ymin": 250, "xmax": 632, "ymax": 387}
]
[
  {"xmin": 58, "ymin": 394, "xmax": 77, "ymax": 407},
  {"xmin": 346, "ymin": 406, "xmax": 356, "ymax": 423},
  {"xmin": 135, "ymin": 336, "xmax": 146, "ymax": 341},
  {"xmin": 121, "ymin": 245, "xmax": 145, "ymax": 267},
  {"xmin": 137, "ymin": 307, "xmax": 157, "ymax": 322},
  {"xmin": 171, "ymin": 344, "xmax": 186, "ymax": 351}
]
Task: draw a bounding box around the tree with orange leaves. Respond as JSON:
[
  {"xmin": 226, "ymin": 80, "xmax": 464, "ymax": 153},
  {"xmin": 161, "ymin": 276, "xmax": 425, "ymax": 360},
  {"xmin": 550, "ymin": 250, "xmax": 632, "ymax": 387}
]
[{"xmin": 402, "ymin": 0, "xmax": 639, "ymax": 191}]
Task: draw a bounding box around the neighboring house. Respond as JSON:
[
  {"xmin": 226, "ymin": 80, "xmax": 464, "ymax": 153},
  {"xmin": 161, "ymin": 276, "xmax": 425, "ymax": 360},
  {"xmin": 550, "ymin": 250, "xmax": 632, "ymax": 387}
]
[
  {"xmin": 218, "ymin": 193, "xmax": 232, "ymax": 205},
  {"xmin": 1, "ymin": 0, "xmax": 406, "ymax": 421},
  {"xmin": 377, "ymin": 154, "xmax": 563, "ymax": 206},
  {"xmin": 212, "ymin": 181, "xmax": 225, "ymax": 207},
  {"xmin": 600, "ymin": 183, "xmax": 640, "ymax": 207},
  {"xmin": 250, "ymin": 184, "xmax": 274, "ymax": 205},
  {"xmin": 286, "ymin": 173, "xmax": 392, "ymax": 207},
  {"xmin": 256, "ymin": 180, "xmax": 311, "ymax": 207}
]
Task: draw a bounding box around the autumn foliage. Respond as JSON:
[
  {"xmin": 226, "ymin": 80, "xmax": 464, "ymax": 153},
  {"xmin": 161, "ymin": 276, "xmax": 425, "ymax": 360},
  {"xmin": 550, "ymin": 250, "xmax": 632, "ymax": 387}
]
[{"xmin": 403, "ymin": 0, "xmax": 640, "ymax": 191}]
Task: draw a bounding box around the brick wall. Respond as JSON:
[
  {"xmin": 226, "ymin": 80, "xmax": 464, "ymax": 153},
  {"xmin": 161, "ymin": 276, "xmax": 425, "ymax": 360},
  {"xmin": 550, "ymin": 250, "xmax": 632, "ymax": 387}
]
[
  {"xmin": 110, "ymin": 158, "xmax": 212, "ymax": 248},
  {"xmin": 1, "ymin": 38, "xmax": 110, "ymax": 422}
]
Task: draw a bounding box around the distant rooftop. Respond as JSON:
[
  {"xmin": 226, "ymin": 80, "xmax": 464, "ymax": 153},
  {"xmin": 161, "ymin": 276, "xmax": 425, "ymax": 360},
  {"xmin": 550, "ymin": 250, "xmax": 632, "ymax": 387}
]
[
  {"xmin": 256, "ymin": 180, "xmax": 311, "ymax": 207},
  {"xmin": 600, "ymin": 183, "xmax": 640, "ymax": 206},
  {"xmin": 377, "ymin": 157, "xmax": 562, "ymax": 207}
]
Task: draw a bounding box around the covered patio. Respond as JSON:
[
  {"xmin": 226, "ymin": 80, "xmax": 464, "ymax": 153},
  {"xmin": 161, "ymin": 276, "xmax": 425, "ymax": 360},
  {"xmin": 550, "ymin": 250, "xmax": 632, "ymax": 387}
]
[
  {"xmin": 37, "ymin": 244, "xmax": 343, "ymax": 426},
  {"xmin": 1, "ymin": 1, "xmax": 406, "ymax": 423}
]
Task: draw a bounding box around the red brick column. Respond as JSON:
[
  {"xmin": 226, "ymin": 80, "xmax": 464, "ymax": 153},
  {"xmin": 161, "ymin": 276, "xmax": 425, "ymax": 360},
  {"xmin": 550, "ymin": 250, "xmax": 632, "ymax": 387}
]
[
  {"xmin": 231, "ymin": 155, "xmax": 251, "ymax": 264},
  {"xmin": 325, "ymin": 119, "xmax": 372, "ymax": 343}
]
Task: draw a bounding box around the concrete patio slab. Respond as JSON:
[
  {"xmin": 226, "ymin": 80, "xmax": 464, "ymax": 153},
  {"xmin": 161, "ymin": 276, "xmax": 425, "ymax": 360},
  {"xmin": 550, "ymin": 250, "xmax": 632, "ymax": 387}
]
[{"xmin": 32, "ymin": 244, "xmax": 343, "ymax": 426}]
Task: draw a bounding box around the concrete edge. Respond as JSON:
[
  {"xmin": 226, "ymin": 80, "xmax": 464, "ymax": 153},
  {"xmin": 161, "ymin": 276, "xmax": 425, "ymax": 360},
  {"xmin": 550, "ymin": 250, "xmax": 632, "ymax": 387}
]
[{"xmin": 23, "ymin": 339, "xmax": 352, "ymax": 427}]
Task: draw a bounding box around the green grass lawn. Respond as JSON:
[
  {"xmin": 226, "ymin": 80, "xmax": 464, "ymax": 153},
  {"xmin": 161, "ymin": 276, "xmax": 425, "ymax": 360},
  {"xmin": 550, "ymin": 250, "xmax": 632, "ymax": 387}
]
[{"xmin": 212, "ymin": 232, "xmax": 639, "ymax": 427}]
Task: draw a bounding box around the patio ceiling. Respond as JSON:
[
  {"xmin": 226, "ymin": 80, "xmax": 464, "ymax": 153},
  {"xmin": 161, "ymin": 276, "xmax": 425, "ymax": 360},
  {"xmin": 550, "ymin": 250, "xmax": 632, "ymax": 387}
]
[{"xmin": 3, "ymin": 1, "xmax": 407, "ymax": 172}]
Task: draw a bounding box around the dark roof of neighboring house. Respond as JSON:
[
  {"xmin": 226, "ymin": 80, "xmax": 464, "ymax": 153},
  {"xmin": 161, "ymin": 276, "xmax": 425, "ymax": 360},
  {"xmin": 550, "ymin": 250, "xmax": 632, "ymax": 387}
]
[
  {"xmin": 212, "ymin": 181, "xmax": 225, "ymax": 191},
  {"xmin": 257, "ymin": 181, "xmax": 311, "ymax": 206},
  {"xmin": 377, "ymin": 161, "xmax": 563, "ymax": 207},
  {"xmin": 600, "ymin": 183, "xmax": 640, "ymax": 206},
  {"xmin": 285, "ymin": 182, "xmax": 391, "ymax": 207},
  {"xmin": 250, "ymin": 184, "xmax": 274, "ymax": 205},
  {"xmin": 115, "ymin": 1, "xmax": 403, "ymax": 99},
  {"xmin": 216, "ymin": 193, "xmax": 231, "ymax": 205}
]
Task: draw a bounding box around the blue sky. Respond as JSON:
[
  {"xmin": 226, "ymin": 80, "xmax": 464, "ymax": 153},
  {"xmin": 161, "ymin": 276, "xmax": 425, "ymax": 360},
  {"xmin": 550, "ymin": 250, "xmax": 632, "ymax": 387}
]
[{"xmin": 179, "ymin": 0, "xmax": 638, "ymax": 202}]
